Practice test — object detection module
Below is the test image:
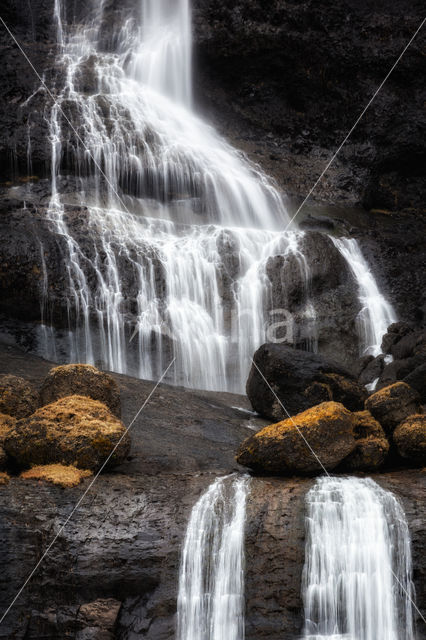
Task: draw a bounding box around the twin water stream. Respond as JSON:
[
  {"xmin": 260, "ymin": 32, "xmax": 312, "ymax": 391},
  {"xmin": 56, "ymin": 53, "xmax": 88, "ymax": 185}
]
[
  {"xmin": 177, "ymin": 475, "xmax": 416, "ymax": 640},
  {"xmin": 34, "ymin": 1, "xmax": 416, "ymax": 637}
]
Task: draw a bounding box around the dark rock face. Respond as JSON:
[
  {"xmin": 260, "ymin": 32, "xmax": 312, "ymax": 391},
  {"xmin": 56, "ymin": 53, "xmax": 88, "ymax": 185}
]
[
  {"xmin": 193, "ymin": 0, "xmax": 426, "ymax": 210},
  {"xmin": 266, "ymin": 232, "xmax": 361, "ymax": 366},
  {"xmin": 247, "ymin": 343, "xmax": 366, "ymax": 421}
]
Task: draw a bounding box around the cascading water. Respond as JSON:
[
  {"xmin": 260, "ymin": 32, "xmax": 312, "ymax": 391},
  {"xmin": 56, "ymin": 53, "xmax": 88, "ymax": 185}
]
[
  {"xmin": 35, "ymin": 0, "xmax": 396, "ymax": 391},
  {"xmin": 332, "ymin": 238, "xmax": 397, "ymax": 357},
  {"xmin": 302, "ymin": 476, "xmax": 415, "ymax": 640},
  {"xmin": 176, "ymin": 475, "xmax": 250, "ymax": 640}
]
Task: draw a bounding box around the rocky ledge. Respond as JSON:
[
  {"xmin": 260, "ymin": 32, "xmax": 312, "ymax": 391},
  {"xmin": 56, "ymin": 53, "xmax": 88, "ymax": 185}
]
[{"xmin": 0, "ymin": 344, "xmax": 424, "ymax": 639}]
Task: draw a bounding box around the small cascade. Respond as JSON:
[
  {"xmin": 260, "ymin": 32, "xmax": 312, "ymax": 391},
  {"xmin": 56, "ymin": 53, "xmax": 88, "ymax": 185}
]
[
  {"xmin": 177, "ymin": 475, "xmax": 250, "ymax": 640},
  {"xmin": 302, "ymin": 476, "xmax": 415, "ymax": 640},
  {"xmin": 332, "ymin": 237, "xmax": 397, "ymax": 356}
]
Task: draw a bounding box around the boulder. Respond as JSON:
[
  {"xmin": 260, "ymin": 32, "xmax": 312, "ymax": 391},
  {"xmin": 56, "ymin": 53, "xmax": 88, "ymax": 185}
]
[
  {"xmin": 365, "ymin": 382, "xmax": 421, "ymax": 434},
  {"xmin": 381, "ymin": 322, "xmax": 413, "ymax": 354},
  {"xmin": 20, "ymin": 464, "xmax": 92, "ymax": 488},
  {"xmin": 0, "ymin": 374, "xmax": 38, "ymax": 418},
  {"xmin": 393, "ymin": 415, "xmax": 426, "ymax": 465},
  {"xmin": 247, "ymin": 343, "xmax": 365, "ymax": 421},
  {"xmin": 39, "ymin": 364, "xmax": 121, "ymax": 417},
  {"xmin": 77, "ymin": 599, "xmax": 122, "ymax": 631},
  {"xmin": 0, "ymin": 471, "xmax": 9, "ymax": 486},
  {"xmin": 403, "ymin": 363, "xmax": 426, "ymax": 403},
  {"xmin": 5, "ymin": 395, "xmax": 130, "ymax": 472},
  {"xmin": 343, "ymin": 410, "xmax": 389, "ymax": 471},
  {"xmin": 0, "ymin": 413, "xmax": 16, "ymax": 471},
  {"xmin": 236, "ymin": 401, "xmax": 356, "ymax": 475}
]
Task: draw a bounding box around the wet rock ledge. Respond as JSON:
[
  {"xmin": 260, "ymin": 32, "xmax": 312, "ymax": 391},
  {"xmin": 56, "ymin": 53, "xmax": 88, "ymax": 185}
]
[{"xmin": 0, "ymin": 344, "xmax": 424, "ymax": 639}]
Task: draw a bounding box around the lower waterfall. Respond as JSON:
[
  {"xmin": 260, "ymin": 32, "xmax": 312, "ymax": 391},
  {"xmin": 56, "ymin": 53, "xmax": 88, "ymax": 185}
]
[
  {"xmin": 302, "ymin": 476, "xmax": 415, "ymax": 640},
  {"xmin": 176, "ymin": 475, "xmax": 250, "ymax": 640}
]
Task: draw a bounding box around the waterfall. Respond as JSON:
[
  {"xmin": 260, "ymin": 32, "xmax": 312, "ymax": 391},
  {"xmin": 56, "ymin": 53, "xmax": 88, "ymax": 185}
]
[
  {"xmin": 332, "ymin": 238, "xmax": 397, "ymax": 356},
  {"xmin": 32, "ymin": 0, "xmax": 395, "ymax": 391},
  {"xmin": 176, "ymin": 475, "xmax": 250, "ymax": 640},
  {"xmin": 302, "ymin": 476, "xmax": 415, "ymax": 640}
]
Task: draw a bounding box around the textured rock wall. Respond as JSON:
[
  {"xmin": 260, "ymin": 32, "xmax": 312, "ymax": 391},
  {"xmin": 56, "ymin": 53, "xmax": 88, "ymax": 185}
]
[{"xmin": 0, "ymin": 348, "xmax": 424, "ymax": 639}]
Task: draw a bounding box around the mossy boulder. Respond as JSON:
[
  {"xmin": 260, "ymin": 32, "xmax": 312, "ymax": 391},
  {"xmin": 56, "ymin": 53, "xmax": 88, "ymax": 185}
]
[
  {"xmin": 343, "ymin": 410, "xmax": 389, "ymax": 471},
  {"xmin": 365, "ymin": 382, "xmax": 421, "ymax": 434},
  {"xmin": 39, "ymin": 364, "xmax": 121, "ymax": 417},
  {"xmin": 236, "ymin": 401, "xmax": 356, "ymax": 475},
  {"xmin": 0, "ymin": 374, "xmax": 38, "ymax": 419},
  {"xmin": 5, "ymin": 395, "xmax": 130, "ymax": 472},
  {"xmin": 0, "ymin": 413, "xmax": 16, "ymax": 470},
  {"xmin": 393, "ymin": 415, "xmax": 426, "ymax": 465},
  {"xmin": 20, "ymin": 464, "xmax": 92, "ymax": 488}
]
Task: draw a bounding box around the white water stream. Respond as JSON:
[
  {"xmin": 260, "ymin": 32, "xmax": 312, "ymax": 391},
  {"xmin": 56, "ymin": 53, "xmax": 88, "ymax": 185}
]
[
  {"xmin": 332, "ymin": 238, "xmax": 397, "ymax": 357},
  {"xmin": 303, "ymin": 476, "xmax": 415, "ymax": 640},
  {"xmin": 176, "ymin": 475, "xmax": 250, "ymax": 640},
  {"xmin": 35, "ymin": 0, "xmax": 397, "ymax": 391}
]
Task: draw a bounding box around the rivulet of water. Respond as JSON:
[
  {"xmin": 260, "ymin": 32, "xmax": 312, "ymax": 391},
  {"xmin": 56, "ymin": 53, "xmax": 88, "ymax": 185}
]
[{"xmin": 176, "ymin": 475, "xmax": 250, "ymax": 640}]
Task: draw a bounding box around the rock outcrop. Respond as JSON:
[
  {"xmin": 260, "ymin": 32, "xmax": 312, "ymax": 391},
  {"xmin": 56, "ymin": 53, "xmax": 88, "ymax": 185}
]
[
  {"xmin": 0, "ymin": 373, "xmax": 38, "ymax": 418},
  {"xmin": 5, "ymin": 395, "xmax": 130, "ymax": 472},
  {"xmin": 39, "ymin": 364, "xmax": 121, "ymax": 417},
  {"xmin": 358, "ymin": 323, "xmax": 426, "ymax": 396},
  {"xmin": 394, "ymin": 415, "xmax": 426, "ymax": 465},
  {"xmin": 247, "ymin": 343, "xmax": 366, "ymax": 421},
  {"xmin": 365, "ymin": 382, "xmax": 422, "ymax": 434},
  {"xmin": 236, "ymin": 401, "xmax": 356, "ymax": 475},
  {"xmin": 343, "ymin": 410, "xmax": 389, "ymax": 471}
]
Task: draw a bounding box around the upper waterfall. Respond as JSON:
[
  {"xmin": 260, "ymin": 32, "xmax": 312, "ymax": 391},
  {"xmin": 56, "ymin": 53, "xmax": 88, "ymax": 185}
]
[
  {"xmin": 134, "ymin": 0, "xmax": 192, "ymax": 105},
  {"xmin": 31, "ymin": 0, "xmax": 398, "ymax": 392}
]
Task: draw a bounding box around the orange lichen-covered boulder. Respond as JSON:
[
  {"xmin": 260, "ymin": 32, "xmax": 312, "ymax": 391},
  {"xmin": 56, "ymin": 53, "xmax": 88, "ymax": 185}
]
[
  {"xmin": 5, "ymin": 395, "xmax": 130, "ymax": 472},
  {"xmin": 39, "ymin": 364, "xmax": 121, "ymax": 417},
  {"xmin": 236, "ymin": 401, "xmax": 356, "ymax": 475},
  {"xmin": 0, "ymin": 374, "xmax": 38, "ymax": 419},
  {"xmin": 0, "ymin": 413, "xmax": 16, "ymax": 470},
  {"xmin": 365, "ymin": 382, "xmax": 421, "ymax": 433},
  {"xmin": 343, "ymin": 410, "xmax": 389, "ymax": 471},
  {"xmin": 393, "ymin": 415, "xmax": 426, "ymax": 465}
]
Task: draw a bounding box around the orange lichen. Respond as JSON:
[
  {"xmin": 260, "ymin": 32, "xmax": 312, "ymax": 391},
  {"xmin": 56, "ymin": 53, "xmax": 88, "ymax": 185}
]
[
  {"xmin": 20, "ymin": 464, "xmax": 92, "ymax": 488},
  {"xmin": 0, "ymin": 471, "xmax": 10, "ymax": 486},
  {"xmin": 255, "ymin": 402, "xmax": 352, "ymax": 441}
]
